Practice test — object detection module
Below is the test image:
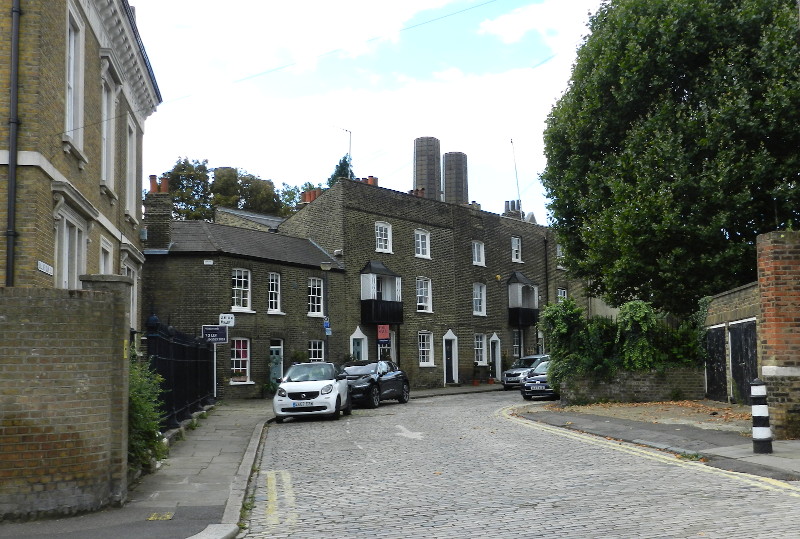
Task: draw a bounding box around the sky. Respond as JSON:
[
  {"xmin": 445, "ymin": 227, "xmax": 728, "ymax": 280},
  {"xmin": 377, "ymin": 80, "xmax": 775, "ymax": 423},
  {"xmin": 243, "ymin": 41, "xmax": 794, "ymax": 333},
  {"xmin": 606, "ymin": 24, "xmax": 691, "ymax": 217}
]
[{"xmin": 131, "ymin": 0, "xmax": 604, "ymax": 225}]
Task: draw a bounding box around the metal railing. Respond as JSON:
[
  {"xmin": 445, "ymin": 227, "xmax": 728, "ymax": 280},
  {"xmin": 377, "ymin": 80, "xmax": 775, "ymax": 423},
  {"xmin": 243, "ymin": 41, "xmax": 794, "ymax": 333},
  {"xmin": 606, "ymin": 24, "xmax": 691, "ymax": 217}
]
[{"xmin": 145, "ymin": 314, "xmax": 214, "ymax": 429}]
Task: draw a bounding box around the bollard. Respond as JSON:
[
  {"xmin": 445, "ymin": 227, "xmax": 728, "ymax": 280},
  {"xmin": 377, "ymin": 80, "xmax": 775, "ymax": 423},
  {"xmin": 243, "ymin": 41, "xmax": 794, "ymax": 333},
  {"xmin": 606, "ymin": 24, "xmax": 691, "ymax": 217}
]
[{"xmin": 751, "ymin": 378, "xmax": 773, "ymax": 454}]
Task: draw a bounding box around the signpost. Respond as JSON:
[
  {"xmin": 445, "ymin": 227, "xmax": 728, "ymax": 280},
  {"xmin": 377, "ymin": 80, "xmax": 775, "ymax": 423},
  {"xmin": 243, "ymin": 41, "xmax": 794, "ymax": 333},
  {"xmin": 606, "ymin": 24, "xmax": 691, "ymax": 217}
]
[{"xmin": 203, "ymin": 321, "xmax": 231, "ymax": 398}]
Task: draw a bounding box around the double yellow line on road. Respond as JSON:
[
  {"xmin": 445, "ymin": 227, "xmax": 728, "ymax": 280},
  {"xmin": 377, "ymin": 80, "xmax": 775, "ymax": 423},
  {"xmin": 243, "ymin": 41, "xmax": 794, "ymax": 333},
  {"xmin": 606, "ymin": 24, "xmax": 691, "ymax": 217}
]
[
  {"xmin": 264, "ymin": 470, "xmax": 298, "ymax": 527},
  {"xmin": 500, "ymin": 405, "xmax": 800, "ymax": 497}
]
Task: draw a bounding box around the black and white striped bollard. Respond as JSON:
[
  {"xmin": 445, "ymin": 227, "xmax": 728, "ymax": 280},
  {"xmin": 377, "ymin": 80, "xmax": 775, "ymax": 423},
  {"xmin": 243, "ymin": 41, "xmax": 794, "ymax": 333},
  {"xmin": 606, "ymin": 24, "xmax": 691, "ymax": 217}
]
[{"xmin": 751, "ymin": 378, "xmax": 773, "ymax": 454}]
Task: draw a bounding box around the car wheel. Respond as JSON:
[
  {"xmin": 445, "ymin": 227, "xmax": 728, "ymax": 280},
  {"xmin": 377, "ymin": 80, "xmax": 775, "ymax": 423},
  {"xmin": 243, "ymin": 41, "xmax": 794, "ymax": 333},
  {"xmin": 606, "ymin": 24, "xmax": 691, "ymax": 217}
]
[
  {"xmin": 275, "ymin": 416, "xmax": 284, "ymax": 423},
  {"xmin": 330, "ymin": 398, "xmax": 341, "ymax": 420},
  {"xmin": 343, "ymin": 392, "xmax": 353, "ymax": 416},
  {"xmin": 366, "ymin": 385, "xmax": 380, "ymax": 409},
  {"xmin": 398, "ymin": 382, "xmax": 410, "ymax": 404},
  {"xmin": 522, "ymin": 394, "xmax": 533, "ymax": 401}
]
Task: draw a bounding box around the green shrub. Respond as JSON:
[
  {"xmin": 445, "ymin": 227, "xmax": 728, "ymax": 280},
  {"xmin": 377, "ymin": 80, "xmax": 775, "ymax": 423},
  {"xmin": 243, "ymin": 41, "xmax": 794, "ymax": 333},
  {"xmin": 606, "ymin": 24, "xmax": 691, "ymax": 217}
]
[{"xmin": 129, "ymin": 357, "xmax": 168, "ymax": 471}]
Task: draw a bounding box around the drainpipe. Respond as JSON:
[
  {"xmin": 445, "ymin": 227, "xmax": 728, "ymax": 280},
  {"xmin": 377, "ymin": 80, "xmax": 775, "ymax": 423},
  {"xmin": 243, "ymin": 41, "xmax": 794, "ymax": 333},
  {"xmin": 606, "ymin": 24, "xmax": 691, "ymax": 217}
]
[{"xmin": 5, "ymin": 0, "xmax": 21, "ymax": 286}]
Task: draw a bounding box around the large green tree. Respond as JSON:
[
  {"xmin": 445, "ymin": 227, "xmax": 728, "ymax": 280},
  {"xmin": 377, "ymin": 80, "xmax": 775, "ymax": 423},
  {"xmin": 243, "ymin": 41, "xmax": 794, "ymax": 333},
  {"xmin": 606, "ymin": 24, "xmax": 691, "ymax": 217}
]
[
  {"xmin": 327, "ymin": 154, "xmax": 354, "ymax": 187},
  {"xmin": 541, "ymin": 0, "xmax": 800, "ymax": 316},
  {"xmin": 164, "ymin": 157, "xmax": 213, "ymax": 221}
]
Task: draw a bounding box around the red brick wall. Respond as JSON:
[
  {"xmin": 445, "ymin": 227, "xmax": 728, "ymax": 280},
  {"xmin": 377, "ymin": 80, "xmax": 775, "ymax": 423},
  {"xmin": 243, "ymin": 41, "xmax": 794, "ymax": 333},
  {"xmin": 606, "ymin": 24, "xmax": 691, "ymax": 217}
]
[
  {"xmin": 758, "ymin": 230, "xmax": 800, "ymax": 438},
  {"xmin": 0, "ymin": 286, "xmax": 128, "ymax": 520}
]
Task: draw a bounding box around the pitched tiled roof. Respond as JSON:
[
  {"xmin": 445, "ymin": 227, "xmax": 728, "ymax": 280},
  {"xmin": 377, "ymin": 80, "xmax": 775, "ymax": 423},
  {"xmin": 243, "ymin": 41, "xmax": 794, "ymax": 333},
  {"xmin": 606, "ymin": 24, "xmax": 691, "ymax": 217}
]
[{"xmin": 168, "ymin": 221, "xmax": 335, "ymax": 268}]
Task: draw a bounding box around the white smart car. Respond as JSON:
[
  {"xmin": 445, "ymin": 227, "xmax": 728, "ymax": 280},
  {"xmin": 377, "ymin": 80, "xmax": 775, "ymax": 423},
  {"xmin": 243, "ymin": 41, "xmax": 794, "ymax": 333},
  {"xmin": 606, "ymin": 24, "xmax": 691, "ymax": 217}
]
[{"xmin": 272, "ymin": 362, "xmax": 352, "ymax": 423}]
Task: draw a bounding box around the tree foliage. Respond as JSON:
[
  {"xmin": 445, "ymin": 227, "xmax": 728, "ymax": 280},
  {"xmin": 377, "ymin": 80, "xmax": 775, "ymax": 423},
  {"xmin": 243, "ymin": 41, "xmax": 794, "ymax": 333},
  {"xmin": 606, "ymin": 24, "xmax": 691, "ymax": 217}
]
[
  {"xmin": 164, "ymin": 158, "xmax": 213, "ymax": 221},
  {"xmin": 327, "ymin": 154, "xmax": 354, "ymax": 187},
  {"xmin": 541, "ymin": 0, "xmax": 800, "ymax": 316}
]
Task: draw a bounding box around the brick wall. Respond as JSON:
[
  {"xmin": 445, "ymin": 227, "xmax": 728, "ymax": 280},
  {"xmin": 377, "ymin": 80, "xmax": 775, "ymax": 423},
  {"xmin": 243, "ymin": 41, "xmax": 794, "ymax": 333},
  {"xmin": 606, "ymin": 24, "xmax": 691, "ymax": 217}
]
[
  {"xmin": 758, "ymin": 230, "xmax": 800, "ymax": 439},
  {"xmin": 0, "ymin": 286, "xmax": 129, "ymax": 520},
  {"xmin": 705, "ymin": 282, "xmax": 759, "ymax": 326},
  {"xmin": 561, "ymin": 368, "xmax": 705, "ymax": 405}
]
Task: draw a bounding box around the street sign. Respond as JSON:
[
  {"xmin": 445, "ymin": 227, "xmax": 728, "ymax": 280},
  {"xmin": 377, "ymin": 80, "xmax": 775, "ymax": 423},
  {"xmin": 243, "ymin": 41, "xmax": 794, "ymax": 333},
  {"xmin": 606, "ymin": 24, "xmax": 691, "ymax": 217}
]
[
  {"xmin": 219, "ymin": 313, "xmax": 235, "ymax": 326},
  {"xmin": 202, "ymin": 325, "xmax": 228, "ymax": 343},
  {"xmin": 378, "ymin": 324, "xmax": 390, "ymax": 344},
  {"xmin": 325, "ymin": 328, "xmax": 332, "ymax": 336}
]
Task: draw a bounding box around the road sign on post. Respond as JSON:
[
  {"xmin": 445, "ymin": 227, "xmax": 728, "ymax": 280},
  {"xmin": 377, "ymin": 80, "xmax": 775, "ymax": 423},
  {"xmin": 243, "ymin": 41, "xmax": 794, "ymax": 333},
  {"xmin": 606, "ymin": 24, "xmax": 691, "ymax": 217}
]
[{"xmin": 202, "ymin": 325, "xmax": 229, "ymax": 343}]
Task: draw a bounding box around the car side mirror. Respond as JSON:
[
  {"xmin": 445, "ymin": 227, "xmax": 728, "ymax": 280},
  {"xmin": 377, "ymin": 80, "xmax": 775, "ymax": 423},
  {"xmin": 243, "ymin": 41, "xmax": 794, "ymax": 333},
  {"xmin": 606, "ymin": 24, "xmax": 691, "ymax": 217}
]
[
  {"xmin": 275, "ymin": 377, "xmax": 282, "ymax": 384},
  {"xmin": 336, "ymin": 373, "xmax": 347, "ymax": 380}
]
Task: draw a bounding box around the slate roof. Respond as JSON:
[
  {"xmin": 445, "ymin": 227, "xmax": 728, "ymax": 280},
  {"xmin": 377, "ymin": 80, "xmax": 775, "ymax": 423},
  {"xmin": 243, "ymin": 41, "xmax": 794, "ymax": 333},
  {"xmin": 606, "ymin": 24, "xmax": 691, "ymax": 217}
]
[
  {"xmin": 216, "ymin": 207, "xmax": 285, "ymax": 230},
  {"xmin": 166, "ymin": 221, "xmax": 336, "ymax": 268}
]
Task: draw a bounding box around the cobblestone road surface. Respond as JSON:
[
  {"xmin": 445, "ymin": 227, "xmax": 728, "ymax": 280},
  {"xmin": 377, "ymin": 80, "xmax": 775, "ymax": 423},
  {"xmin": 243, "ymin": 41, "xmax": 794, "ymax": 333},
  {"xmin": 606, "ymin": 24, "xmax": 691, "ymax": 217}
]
[{"xmin": 239, "ymin": 392, "xmax": 800, "ymax": 538}]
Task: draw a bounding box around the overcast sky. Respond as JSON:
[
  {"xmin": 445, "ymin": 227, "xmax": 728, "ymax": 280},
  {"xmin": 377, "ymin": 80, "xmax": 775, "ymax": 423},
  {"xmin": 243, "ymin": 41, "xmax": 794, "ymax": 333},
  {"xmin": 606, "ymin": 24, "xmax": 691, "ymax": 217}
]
[{"xmin": 131, "ymin": 0, "xmax": 603, "ymax": 224}]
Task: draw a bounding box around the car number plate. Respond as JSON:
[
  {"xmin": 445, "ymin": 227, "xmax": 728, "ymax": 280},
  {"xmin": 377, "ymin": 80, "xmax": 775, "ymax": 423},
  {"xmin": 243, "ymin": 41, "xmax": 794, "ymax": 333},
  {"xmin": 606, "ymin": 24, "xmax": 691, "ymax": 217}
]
[{"xmin": 292, "ymin": 401, "xmax": 314, "ymax": 407}]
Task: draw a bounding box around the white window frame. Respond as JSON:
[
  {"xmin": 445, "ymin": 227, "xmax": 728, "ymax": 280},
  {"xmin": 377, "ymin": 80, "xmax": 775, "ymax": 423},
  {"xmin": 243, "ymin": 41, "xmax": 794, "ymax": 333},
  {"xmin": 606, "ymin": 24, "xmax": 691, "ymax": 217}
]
[
  {"xmin": 125, "ymin": 119, "xmax": 138, "ymax": 221},
  {"xmin": 473, "ymin": 283, "xmax": 487, "ymax": 316},
  {"xmin": 268, "ymin": 272, "xmax": 283, "ymax": 314},
  {"xmin": 511, "ymin": 236, "xmax": 522, "ymax": 263},
  {"xmin": 418, "ymin": 331, "xmax": 434, "ymax": 366},
  {"xmin": 231, "ymin": 268, "xmax": 252, "ymax": 312},
  {"xmin": 472, "ymin": 240, "xmax": 485, "ymax": 266},
  {"xmin": 512, "ymin": 329, "xmax": 521, "ymax": 358},
  {"xmin": 100, "ymin": 80, "xmax": 115, "ymax": 191},
  {"xmin": 557, "ymin": 287, "xmax": 568, "ymax": 303},
  {"xmin": 416, "ymin": 276, "xmax": 432, "ymax": 312},
  {"xmin": 309, "ymin": 340, "xmax": 324, "ymax": 361},
  {"xmin": 556, "ymin": 243, "xmax": 565, "ymax": 269},
  {"xmin": 474, "ymin": 334, "xmax": 487, "ymax": 366},
  {"xmin": 64, "ymin": 4, "xmax": 85, "ymax": 156},
  {"xmin": 54, "ymin": 205, "xmax": 87, "ymax": 289},
  {"xmin": 230, "ymin": 337, "xmax": 251, "ymax": 384},
  {"xmin": 308, "ymin": 277, "xmax": 323, "ymax": 316},
  {"xmin": 122, "ymin": 260, "xmax": 139, "ymax": 331},
  {"xmin": 99, "ymin": 236, "xmax": 113, "ymax": 274},
  {"xmin": 375, "ymin": 221, "xmax": 393, "ymax": 253},
  {"xmin": 414, "ymin": 229, "xmax": 430, "ymax": 259}
]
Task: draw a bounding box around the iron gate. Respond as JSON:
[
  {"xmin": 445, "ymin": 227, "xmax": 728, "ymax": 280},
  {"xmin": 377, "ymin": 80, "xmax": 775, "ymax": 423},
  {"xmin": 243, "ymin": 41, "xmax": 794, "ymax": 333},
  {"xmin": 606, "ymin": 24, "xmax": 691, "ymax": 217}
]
[{"xmin": 729, "ymin": 320, "xmax": 757, "ymax": 405}]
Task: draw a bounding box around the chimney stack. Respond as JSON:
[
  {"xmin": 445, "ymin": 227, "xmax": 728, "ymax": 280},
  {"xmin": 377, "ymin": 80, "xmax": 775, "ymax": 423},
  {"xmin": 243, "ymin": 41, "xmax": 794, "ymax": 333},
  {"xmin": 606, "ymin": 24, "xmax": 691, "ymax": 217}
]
[{"xmin": 143, "ymin": 175, "xmax": 173, "ymax": 249}]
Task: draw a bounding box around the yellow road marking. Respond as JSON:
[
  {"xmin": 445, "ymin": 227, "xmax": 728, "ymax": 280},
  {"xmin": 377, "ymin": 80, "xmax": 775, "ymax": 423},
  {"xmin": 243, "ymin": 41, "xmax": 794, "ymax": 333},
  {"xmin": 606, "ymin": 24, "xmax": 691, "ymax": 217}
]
[
  {"xmin": 500, "ymin": 405, "xmax": 800, "ymax": 497},
  {"xmin": 264, "ymin": 470, "xmax": 298, "ymax": 527},
  {"xmin": 146, "ymin": 512, "xmax": 174, "ymax": 521}
]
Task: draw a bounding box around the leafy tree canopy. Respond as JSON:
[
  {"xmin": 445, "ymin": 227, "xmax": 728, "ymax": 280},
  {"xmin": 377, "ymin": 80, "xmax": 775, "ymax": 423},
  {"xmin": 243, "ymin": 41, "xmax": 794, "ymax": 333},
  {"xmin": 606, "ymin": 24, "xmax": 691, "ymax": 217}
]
[
  {"xmin": 327, "ymin": 154, "xmax": 354, "ymax": 187},
  {"xmin": 541, "ymin": 0, "xmax": 800, "ymax": 316},
  {"xmin": 164, "ymin": 157, "xmax": 213, "ymax": 221}
]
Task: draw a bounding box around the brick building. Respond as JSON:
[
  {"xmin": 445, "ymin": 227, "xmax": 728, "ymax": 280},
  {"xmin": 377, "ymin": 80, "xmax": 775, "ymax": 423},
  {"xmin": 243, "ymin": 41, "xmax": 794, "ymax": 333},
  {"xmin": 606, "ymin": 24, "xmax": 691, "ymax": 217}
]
[
  {"xmin": 0, "ymin": 0, "xmax": 160, "ymax": 331},
  {"xmin": 279, "ymin": 178, "xmax": 609, "ymax": 388},
  {"xmin": 0, "ymin": 0, "xmax": 160, "ymax": 518},
  {"xmin": 142, "ymin": 187, "xmax": 344, "ymax": 400}
]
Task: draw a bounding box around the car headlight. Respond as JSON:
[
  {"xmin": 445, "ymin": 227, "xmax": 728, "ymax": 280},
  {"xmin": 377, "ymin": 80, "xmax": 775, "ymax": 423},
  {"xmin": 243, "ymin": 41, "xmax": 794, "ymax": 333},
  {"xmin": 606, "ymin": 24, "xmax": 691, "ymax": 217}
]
[
  {"xmin": 321, "ymin": 384, "xmax": 333, "ymax": 395},
  {"xmin": 277, "ymin": 387, "xmax": 287, "ymax": 397},
  {"xmin": 351, "ymin": 378, "xmax": 370, "ymax": 389}
]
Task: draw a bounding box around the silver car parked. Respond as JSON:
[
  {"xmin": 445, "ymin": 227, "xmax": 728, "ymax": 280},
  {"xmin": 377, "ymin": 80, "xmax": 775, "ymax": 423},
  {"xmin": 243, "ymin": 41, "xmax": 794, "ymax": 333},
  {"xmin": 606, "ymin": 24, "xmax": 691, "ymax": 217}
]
[{"xmin": 501, "ymin": 354, "xmax": 549, "ymax": 390}]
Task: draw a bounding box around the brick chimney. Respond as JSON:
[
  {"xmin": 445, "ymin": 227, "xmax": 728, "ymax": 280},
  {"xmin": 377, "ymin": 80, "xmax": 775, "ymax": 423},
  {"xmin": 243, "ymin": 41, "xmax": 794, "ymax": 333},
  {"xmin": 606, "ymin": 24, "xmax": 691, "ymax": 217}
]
[{"xmin": 143, "ymin": 175, "xmax": 173, "ymax": 249}]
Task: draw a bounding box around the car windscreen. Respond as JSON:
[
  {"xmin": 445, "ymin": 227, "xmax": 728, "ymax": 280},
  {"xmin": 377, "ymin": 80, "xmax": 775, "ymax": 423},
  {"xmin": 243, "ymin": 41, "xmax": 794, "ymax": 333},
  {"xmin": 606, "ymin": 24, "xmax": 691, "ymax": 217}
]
[
  {"xmin": 284, "ymin": 363, "xmax": 334, "ymax": 382},
  {"xmin": 511, "ymin": 357, "xmax": 536, "ymax": 368},
  {"xmin": 531, "ymin": 361, "xmax": 549, "ymax": 375},
  {"xmin": 343, "ymin": 362, "xmax": 378, "ymax": 375}
]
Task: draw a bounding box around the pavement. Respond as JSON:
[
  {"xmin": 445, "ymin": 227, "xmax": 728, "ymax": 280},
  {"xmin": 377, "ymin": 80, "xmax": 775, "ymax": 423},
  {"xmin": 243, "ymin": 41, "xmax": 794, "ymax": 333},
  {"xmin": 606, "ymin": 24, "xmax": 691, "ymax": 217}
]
[{"xmin": 3, "ymin": 383, "xmax": 800, "ymax": 538}]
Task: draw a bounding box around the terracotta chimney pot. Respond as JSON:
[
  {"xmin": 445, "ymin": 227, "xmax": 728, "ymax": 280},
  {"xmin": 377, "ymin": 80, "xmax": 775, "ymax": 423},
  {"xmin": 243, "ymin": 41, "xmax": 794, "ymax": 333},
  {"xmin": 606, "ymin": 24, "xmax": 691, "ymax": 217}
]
[{"xmin": 149, "ymin": 175, "xmax": 159, "ymax": 193}]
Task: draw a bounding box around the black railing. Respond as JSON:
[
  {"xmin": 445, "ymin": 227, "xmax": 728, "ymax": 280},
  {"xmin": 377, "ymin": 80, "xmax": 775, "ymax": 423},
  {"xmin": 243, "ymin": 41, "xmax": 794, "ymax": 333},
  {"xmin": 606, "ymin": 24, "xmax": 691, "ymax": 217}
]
[
  {"xmin": 508, "ymin": 307, "xmax": 538, "ymax": 327},
  {"xmin": 145, "ymin": 314, "xmax": 214, "ymax": 429},
  {"xmin": 361, "ymin": 299, "xmax": 403, "ymax": 325}
]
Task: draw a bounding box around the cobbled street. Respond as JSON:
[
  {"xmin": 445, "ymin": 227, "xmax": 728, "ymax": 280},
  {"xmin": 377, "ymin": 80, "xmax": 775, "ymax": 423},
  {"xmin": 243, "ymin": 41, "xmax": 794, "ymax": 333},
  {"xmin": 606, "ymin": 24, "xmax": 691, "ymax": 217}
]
[{"xmin": 239, "ymin": 392, "xmax": 800, "ymax": 538}]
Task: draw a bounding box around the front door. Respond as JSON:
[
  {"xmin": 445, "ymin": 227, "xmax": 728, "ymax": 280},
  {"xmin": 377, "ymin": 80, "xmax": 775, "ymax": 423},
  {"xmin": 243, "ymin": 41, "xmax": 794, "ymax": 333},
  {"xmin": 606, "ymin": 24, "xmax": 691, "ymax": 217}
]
[
  {"xmin": 729, "ymin": 320, "xmax": 757, "ymax": 405},
  {"xmin": 445, "ymin": 340, "xmax": 454, "ymax": 384},
  {"xmin": 269, "ymin": 340, "xmax": 283, "ymax": 382}
]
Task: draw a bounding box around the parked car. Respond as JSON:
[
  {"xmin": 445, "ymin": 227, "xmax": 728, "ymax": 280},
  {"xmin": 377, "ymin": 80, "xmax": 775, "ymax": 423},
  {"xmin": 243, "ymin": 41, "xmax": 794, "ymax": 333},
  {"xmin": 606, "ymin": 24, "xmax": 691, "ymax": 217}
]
[
  {"xmin": 501, "ymin": 355, "xmax": 549, "ymax": 390},
  {"xmin": 272, "ymin": 362, "xmax": 352, "ymax": 423},
  {"xmin": 343, "ymin": 360, "xmax": 410, "ymax": 408},
  {"xmin": 520, "ymin": 361, "xmax": 558, "ymax": 400}
]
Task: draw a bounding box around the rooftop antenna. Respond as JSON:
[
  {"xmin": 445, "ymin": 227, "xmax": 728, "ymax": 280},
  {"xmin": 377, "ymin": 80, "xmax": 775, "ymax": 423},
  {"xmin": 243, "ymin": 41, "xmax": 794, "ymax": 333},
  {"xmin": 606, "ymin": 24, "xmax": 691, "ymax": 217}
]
[{"xmin": 511, "ymin": 139, "xmax": 522, "ymax": 215}]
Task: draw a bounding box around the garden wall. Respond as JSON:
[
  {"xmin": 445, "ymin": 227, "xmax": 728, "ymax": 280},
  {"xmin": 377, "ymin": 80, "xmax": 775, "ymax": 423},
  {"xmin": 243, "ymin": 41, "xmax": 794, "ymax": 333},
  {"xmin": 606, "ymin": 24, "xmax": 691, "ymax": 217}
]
[{"xmin": 560, "ymin": 367, "xmax": 705, "ymax": 405}]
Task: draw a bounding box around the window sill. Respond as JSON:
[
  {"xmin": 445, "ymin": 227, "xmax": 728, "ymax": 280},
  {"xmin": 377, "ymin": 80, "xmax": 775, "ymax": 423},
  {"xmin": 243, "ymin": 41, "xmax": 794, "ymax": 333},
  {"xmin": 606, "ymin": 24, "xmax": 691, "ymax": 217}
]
[
  {"xmin": 229, "ymin": 380, "xmax": 255, "ymax": 386},
  {"xmin": 473, "ymin": 312, "xmax": 487, "ymax": 317},
  {"xmin": 307, "ymin": 312, "xmax": 325, "ymax": 318},
  {"xmin": 419, "ymin": 363, "xmax": 436, "ymax": 368},
  {"xmin": 472, "ymin": 262, "xmax": 486, "ymax": 267},
  {"xmin": 268, "ymin": 310, "xmax": 286, "ymax": 316},
  {"xmin": 62, "ymin": 135, "xmax": 89, "ymax": 169},
  {"xmin": 416, "ymin": 309, "xmax": 433, "ymax": 314},
  {"xmin": 375, "ymin": 249, "xmax": 394, "ymax": 254},
  {"xmin": 100, "ymin": 182, "xmax": 118, "ymax": 205},
  {"xmin": 512, "ymin": 259, "xmax": 524, "ymax": 264},
  {"xmin": 415, "ymin": 254, "xmax": 431, "ymax": 260},
  {"xmin": 231, "ymin": 307, "xmax": 256, "ymax": 314},
  {"xmin": 125, "ymin": 209, "xmax": 139, "ymax": 226}
]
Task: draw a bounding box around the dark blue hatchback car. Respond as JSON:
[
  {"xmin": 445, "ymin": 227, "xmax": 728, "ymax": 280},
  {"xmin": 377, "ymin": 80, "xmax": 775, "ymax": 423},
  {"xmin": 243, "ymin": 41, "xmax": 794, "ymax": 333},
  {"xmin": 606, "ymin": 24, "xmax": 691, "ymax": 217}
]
[{"xmin": 520, "ymin": 361, "xmax": 558, "ymax": 400}]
